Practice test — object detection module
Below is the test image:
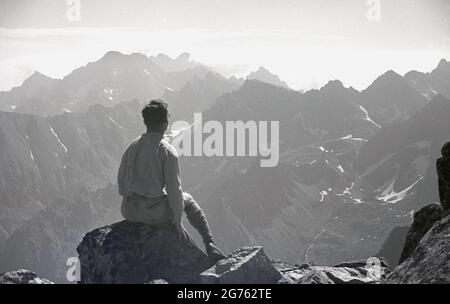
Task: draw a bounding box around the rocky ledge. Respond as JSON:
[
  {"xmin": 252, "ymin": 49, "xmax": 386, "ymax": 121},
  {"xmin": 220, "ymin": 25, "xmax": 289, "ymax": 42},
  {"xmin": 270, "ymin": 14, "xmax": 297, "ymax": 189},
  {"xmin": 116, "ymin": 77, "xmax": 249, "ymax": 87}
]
[
  {"xmin": 275, "ymin": 259, "xmax": 390, "ymax": 284},
  {"xmin": 76, "ymin": 220, "xmax": 210, "ymax": 284},
  {"xmin": 75, "ymin": 220, "xmax": 390, "ymax": 284},
  {"xmin": 3, "ymin": 204, "xmax": 448, "ymax": 284},
  {"xmin": 0, "ymin": 269, "xmax": 54, "ymax": 284},
  {"xmin": 386, "ymin": 210, "xmax": 450, "ymax": 284},
  {"xmin": 398, "ymin": 203, "xmax": 443, "ymax": 264}
]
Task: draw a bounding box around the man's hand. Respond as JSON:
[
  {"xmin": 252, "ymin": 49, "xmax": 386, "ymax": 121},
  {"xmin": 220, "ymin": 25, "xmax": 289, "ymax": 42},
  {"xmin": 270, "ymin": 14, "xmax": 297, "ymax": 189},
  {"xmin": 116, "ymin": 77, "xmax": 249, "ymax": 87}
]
[{"xmin": 173, "ymin": 221, "xmax": 187, "ymax": 241}]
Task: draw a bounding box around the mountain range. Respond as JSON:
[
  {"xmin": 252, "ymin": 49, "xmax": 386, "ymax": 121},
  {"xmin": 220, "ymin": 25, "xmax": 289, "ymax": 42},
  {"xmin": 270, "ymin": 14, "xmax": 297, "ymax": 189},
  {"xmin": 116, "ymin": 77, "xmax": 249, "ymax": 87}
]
[{"xmin": 0, "ymin": 52, "xmax": 449, "ymax": 282}]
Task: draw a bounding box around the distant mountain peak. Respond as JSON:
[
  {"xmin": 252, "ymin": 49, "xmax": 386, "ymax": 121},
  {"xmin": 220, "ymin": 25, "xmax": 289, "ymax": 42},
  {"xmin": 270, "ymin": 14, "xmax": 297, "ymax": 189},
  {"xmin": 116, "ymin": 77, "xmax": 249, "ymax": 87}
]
[
  {"xmin": 238, "ymin": 79, "xmax": 293, "ymax": 98},
  {"xmin": 382, "ymin": 69, "xmax": 403, "ymax": 79},
  {"xmin": 27, "ymin": 71, "xmax": 53, "ymax": 81},
  {"xmin": 154, "ymin": 52, "xmax": 192, "ymax": 63},
  {"xmin": 21, "ymin": 71, "xmax": 55, "ymax": 88},
  {"xmin": 155, "ymin": 53, "xmax": 171, "ymax": 60},
  {"xmin": 246, "ymin": 66, "xmax": 290, "ymax": 89},
  {"xmin": 129, "ymin": 52, "xmax": 149, "ymax": 60},
  {"xmin": 251, "ymin": 66, "xmax": 279, "ymax": 77},
  {"xmin": 322, "ymin": 79, "xmax": 345, "ymax": 90},
  {"xmin": 404, "ymin": 70, "xmax": 423, "ymax": 78},
  {"xmin": 99, "ymin": 51, "xmax": 150, "ymax": 65},
  {"xmin": 30, "ymin": 70, "xmax": 45, "ymax": 78},
  {"xmin": 176, "ymin": 52, "xmax": 191, "ymax": 62},
  {"xmin": 437, "ymin": 58, "xmax": 449, "ymax": 71},
  {"xmin": 151, "ymin": 52, "xmax": 197, "ymax": 72},
  {"xmin": 438, "ymin": 58, "xmax": 448, "ymax": 65},
  {"xmin": 255, "ymin": 66, "xmax": 270, "ymax": 73},
  {"xmin": 370, "ymin": 70, "xmax": 405, "ymax": 87},
  {"xmin": 102, "ymin": 51, "xmax": 124, "ymax": 59}
]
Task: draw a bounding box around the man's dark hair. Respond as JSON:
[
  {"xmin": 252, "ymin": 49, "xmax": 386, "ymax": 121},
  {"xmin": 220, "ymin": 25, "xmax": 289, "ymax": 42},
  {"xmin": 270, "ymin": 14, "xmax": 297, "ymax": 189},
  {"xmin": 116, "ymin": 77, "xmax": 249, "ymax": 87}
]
[
  {"xmin": 442, "ymin": 141, "xmax": 450, "ymax": 158},
  {"xmin": 142, "ymin": 99, "xmax": 169, "ymax": 129}
]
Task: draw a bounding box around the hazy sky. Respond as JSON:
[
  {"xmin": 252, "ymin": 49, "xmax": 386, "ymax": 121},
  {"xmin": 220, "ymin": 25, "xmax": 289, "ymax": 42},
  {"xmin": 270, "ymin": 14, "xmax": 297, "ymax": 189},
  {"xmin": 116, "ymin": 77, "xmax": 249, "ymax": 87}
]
[{"xmin": 0, "ymin": 0, "xmax": 449, "ymax": 91}]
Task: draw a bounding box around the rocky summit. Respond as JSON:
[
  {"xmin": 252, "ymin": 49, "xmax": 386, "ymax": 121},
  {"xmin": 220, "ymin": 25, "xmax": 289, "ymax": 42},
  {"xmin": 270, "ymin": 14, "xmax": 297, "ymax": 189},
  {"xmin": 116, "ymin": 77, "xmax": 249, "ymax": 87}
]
[
  {"xmin": 6, "ymin": 208, "xmax": 449, "ymax": 284},
  {"xmin": 399, "ymin": 203, "xmax": 443, "ymax": 264},
  {"xmin": 76, "ymin": 220, "xmax": 210, "ymax": 284},
  {"xmin": 386, "ymin": 211, "xmax": 450, "ymax": 284},
  {"xmin": 76, "ymin": 220, "xmax": 391, "ymax": 284},
  {"xmin": 200, "ymin": 246, "xmax": 282, "ymax": 284},
  {"xmin": 275, "ymin": 259, "xmax": 391, "ymax": 284}
]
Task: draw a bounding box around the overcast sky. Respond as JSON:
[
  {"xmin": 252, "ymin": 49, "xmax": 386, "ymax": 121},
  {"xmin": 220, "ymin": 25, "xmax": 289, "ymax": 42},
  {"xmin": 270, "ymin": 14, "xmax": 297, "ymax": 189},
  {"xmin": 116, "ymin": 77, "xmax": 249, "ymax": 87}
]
[{"xmin": 0, "ymin": 0, "xmax": 449, "ymax": 91}]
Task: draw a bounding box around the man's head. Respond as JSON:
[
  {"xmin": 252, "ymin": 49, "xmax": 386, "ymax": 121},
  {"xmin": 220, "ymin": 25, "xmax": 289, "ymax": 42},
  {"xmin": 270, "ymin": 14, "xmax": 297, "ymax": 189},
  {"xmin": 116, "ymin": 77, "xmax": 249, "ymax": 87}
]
[
  {"xmin": 442, "ymin": 141, "xmax": 450, "ymax": 158},
  {"xmin": 142, "ymin": 99, "xmax": 169, "ymax": 132}
]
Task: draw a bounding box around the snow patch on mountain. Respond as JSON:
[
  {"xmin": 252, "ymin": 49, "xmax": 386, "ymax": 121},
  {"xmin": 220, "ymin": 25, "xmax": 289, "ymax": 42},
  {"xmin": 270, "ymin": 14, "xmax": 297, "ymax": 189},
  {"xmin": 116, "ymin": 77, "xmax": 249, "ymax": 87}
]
[
  {"xmin": 377, "ymin": 176, "xmax": 423, "ymax": 204},
  {"xmin": 50, "ymin": 126, "xmax": 68, "ymax": 153},
  {"xmin": 341, "ymin": 134, "xmax": 367, "ymax": 142},
  {"xmin": 319, "ymin": 191, "xmax": 328, "ymax": 202},
  {"xmin": 359, "ymin": 105, "xmax": 381, "ymax": 129},
  {"xmin": 107, "ymin": 116, "xmax": 124, "ymax": 129}
]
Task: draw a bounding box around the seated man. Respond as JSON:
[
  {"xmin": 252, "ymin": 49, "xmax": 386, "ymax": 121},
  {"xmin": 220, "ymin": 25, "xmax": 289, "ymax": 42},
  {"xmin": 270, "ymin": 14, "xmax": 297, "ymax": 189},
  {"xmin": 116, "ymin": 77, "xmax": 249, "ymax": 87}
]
[
  {"xmin": 118, "ymin": 99, "xmax": 225, "ymax": 262},
  {"xmin": 437, "ymin": 141, "xmax": 450, "ymax": 214}
]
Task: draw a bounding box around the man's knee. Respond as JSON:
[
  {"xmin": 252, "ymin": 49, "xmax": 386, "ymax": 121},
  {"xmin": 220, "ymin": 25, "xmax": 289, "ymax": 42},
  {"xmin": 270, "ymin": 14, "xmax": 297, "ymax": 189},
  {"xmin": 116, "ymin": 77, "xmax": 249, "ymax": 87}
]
[
  {"xmin": 183, "ymin": 192, "xmax": 194, "ymax": 203},
  {"xmin": 183, "ymin": 192, "xmax": 194, "ymax": 209}
]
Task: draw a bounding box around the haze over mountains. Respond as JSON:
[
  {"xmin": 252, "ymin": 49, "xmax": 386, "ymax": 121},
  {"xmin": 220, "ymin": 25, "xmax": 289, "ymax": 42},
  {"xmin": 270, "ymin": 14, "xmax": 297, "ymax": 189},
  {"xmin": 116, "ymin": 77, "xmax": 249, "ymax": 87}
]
[{"xmin": 0, "ymin": 51, "xmax": 449, "ymax": 282}]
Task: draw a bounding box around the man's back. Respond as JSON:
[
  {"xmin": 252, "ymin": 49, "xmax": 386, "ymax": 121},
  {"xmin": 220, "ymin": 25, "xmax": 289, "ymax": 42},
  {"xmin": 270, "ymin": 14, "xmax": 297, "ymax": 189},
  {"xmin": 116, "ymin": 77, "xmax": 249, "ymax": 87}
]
[
  {"xmin": 118, "ymin": 131, "xmax": 184, "ymax": 226},
  {"xmin": 119, "ymin": 132, "xmax": 168, "ymax": 198}
]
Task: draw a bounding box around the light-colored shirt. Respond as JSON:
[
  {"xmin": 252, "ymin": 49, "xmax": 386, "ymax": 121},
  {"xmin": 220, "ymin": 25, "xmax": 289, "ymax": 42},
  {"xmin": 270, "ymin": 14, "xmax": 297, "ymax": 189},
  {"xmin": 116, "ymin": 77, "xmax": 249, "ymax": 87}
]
[{"xmin": 117, "ymin": 132, "xmax": 184, "ymax": 224}]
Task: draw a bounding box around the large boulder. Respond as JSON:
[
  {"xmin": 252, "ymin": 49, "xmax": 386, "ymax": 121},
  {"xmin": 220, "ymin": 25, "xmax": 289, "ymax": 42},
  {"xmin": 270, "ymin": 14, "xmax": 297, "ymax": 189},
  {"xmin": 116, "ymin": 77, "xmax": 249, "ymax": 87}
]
[
  {"xmin": 76, "ymin": 220, "xmax": 210, "ymax": 284},
  {"xmin": 399, "ymin": 203, "xmax": 442, "ymax": 263},
  {"xmin": 276, "ymin": 259, "xmax": 390, "ymax": 284},
  {"xmin": 0, "ymin": 269, "xmax": 53, "ymax": 284},
  {"xmin": 386, "ymin": 213, "xmax": 450, "ymax": 284},
  {"xmin": 200, "ymin": 246, "xmax": 282, "ymax": 284}
]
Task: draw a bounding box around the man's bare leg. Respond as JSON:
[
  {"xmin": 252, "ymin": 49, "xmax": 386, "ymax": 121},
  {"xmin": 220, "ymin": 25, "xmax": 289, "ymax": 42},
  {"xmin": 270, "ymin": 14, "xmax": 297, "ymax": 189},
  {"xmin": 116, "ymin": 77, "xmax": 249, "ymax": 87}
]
[{"xmin": 182, "ymin": 192, "xmax": 226, "ymax": 263}]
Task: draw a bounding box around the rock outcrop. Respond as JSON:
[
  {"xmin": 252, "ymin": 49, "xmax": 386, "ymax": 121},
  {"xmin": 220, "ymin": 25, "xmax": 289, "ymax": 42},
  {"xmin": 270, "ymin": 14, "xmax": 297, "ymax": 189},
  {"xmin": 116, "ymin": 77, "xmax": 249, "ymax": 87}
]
[
  {"xmin": 275, "ymin": 259, "xmax": 390, "ymax": 284},
  {"xmin": 399, "ymin": 203, "xmax": 442, "ymax": 264},
  {"xmin": 386, "ymin": 213, "xmax": 450, "ymax": 284},
  {"xmin": 0, "ymin": 269, "xmax": 53, "ymax": 284},
  {"xmin": 77, "ymin": 221, "xmax": 393, "ymax": 284},
  {"xmin": 200, "ymin": 246, "xmax": 282, "ymax": 284},
  {"xmin": 437, "ymin": 143, "xmax": 450, "ymax": 213},
  {"xmin": 76, "ymin": 220, "xmax": 210, "ymax": 284},
  {"xmin": 145, "ymin": 279, "xmax": 169, "ymax": 284}
]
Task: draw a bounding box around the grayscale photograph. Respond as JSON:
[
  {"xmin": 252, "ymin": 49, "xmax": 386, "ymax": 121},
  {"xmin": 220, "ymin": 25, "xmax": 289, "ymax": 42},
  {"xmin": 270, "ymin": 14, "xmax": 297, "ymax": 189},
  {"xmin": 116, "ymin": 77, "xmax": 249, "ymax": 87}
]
[{"xmin": 0, "ymin": 0, "xmax": 449, "ymax": 294}]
